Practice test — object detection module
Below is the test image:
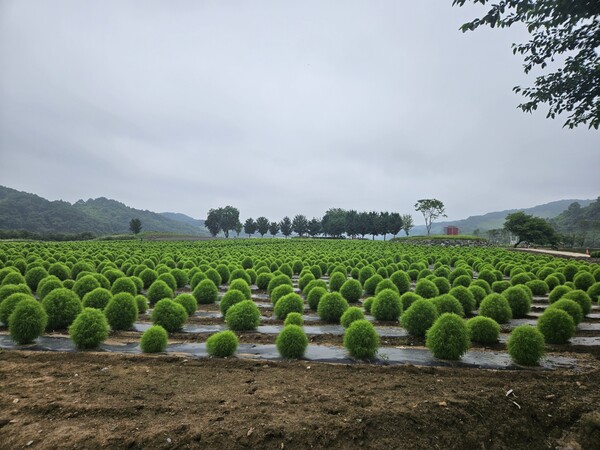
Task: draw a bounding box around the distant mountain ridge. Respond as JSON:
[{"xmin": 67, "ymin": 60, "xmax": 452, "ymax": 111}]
[
  {"xmin": 412, "ymin": 199, "xmax": 594, "ymax": 235},
  {"xmin": 0, "ymin": 186, "xmax": 209, "ymax": 236}
]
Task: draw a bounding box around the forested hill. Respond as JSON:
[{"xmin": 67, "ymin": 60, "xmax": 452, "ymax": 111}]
[
  {"xmin": 412, "ymin": 199, "xmax": 594, "ymax": 235},
  {"xmin": 0, "ymin": 186, "xmax": 209, "ymax": 236}
]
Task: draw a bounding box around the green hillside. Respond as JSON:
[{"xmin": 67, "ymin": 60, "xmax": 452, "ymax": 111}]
[
  {"xmin": 413, "ymin": 199, "xmax": 594, "ymax": 235},
  {"xmin": 0, "ymin": 186, "xmax": 209, "ymax": 236}
]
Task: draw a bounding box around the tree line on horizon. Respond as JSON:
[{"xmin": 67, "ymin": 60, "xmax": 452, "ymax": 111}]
[{"xmin": 204, "ymin": 207, "xmax": 415, "ymax": 240}]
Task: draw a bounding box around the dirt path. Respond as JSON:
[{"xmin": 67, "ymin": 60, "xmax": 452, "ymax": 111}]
[
  {"xmin": 511, "ymin": 248, "xmax": 591, "ymax": 259},
  {"xmin": 1, "ymin": 350, "xmax": 599, "ymax": 450}
]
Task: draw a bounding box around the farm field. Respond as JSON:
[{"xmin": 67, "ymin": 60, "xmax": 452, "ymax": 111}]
[{"xmin": 1, "ymin": 239, "xmax": 599, "ymax": 449}]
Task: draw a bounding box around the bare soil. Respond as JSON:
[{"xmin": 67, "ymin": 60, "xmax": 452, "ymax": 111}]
[{"xmin": 1, "ymin": 350, "xmax": 599, "ymax": 450}]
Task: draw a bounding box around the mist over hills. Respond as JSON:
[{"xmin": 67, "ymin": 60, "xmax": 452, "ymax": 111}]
[
  {"xmin": 412, "ymin": 199, "xmax": 594, "ymax": 235},
  {"xmin": 0, "ymin": 185, "xmax": 594, "ymax": 239},
  {"xmin": 0, "ymin": 186, "xmax": 209, "ymax": 236}
]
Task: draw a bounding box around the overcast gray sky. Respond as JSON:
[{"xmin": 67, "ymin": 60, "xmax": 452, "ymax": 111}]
[{"xmin": 0, "ymin": 1, "xmax": 598, "ymax": 224}]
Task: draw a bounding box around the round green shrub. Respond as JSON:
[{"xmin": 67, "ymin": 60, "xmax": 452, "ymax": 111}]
[
  {"xmin": 42, "ymin": 288, "xmax": 82, "ymax": 330},
  {"xmin": 276, "ymin": 325, "xmax": 308, "ymax": 359},
  {"xmin": 226, "ymin": 300, "xmax": 260, "ymax": 331},
  {"xmin": 371, "ymin": 289, "xmax": 401, "ymax": 321},
  {"xmin": 414, "ymin": 279, "xmax": 439, "ymax": 299},
  {"xmin": 170, "ymin": 269, "xmax": 189, "ymax": 288},
  {"xmin": 256, "ymin": 272, "xmax": 274, "ymax": 291},
  {"xmin": 284, "ymin": 312, "xmax": 304, "ymax": 327},
  {"xmin": 274, "ymin": 293, "xmax": 304, "ymax": 321},
  {"xmin": 267, "ymin": 274, "xmax": 293, "ymax": 294},
  {"xmin": 2, "ymin": 272, "xmax": 26, "ymax": 286},
  {"xmin": 192, "ymin": 279, "xmax": 218, "ymax": 305},
  {"xmin": 344, "ymin": 319, "xmax": 379, "ymax": 359},
  {"xmin": 491, "ymin": 280, "xmax": 511, "ymax": 294},
  {"xmin": 471, "ymin": 279, "xmax": 492, "ymax": 294},
  {"xmin": 548, "ymin": 299, "xmax": 583, "ymax": 325},
  {"xmin": 399, "ymin": 292, "xmax": 422, "ymax": 313},
  {"xmin": 72, "ymin": 275, "xmax": 101, "ymax": 300},
  {"xmin": 152, "ymin": 299, "xmax": 188, "ymax": 332},
  {"xmin": 426, "ymin": 313, "xmax": 470, "ymax": 360},
  {"xmin": 317, "ymin": 292, "xmax": 349, "ymax": 323},
  {"xmin": 563, "ymin": 290, "xmax": 592, "ymax": 316},
  {"xmin": 431, "ymin": 294, "xmax": 464, "ymax": 317},
  {"xmin": 0, "ymin": 293, "xmax": 33, "ymax": 324},
  {"xmin": 25, "ymin": 266, "xmax": 48, "ymax": 292},
  {"xmin": 140, "ymin": 325, "xmax": 168, "ymax": 353},
  {"xmin": 432, "ymin": 277, "xmax": 451, "ymax": 294},
  {"xmin": 228, "ymin": 279, "xmax": 252, "ymax": 300},
  {"xmin": 135, "ymin": 294, "xmax": 148, "ymax": 314},
  {"xmin": 549, "ymin": 285, "xmax": 572, "ymax": 304},
  {"xmin": 477, "ymin": 269, "xmax": 497, "ymax": 286},
  {"xmin": 38, "ymin": 277, "xmax": 62, "ymax": 300},
  {"xmin": 303, "ymin": 279, "xmax": 327, "ymax": 296},
  {"xmin": 62, "ymin": 279, "xmax": 76, "ymax": 290},
  {"xmin": 220, "ymin": 289, "xmax": 246, "ymax": 315},
  {"xmin": 48, "ymin": 262, "xmax": 70, "ymax": 281},
  {"xmin": 479, "ymin": 294, "xmax": 512, "ymax": 324},
  {"xmin": 363, "ymin": 274, "xmax": 383, "ymax": 296},
  {"xmin": 507, "ymin": 325, "xmax": 545, "ymax": 366},
  {"xmin": 111, "ymin": 277, "xmax": 138, "ymax": 296},
  {"xmin": 271, "ymin": 284, "xmax": 295, "ymax": 306},
  {"xmin": 574, "ymin": 271, "xmax": 595, "ymax": 291},
  {"xmin": 204, "ymin": 268, "xmax": 222, "ymax": 287},
  {"xmin": 587, "ymin": 282, "xmax": 600, "ymax": 303},
  {"xmin": 375, "ymin": 279, "xmax": 399, "ymax": 296},
  {"xmin": 8, "ymin": 298, "xmax": 48, "ymax": 344},
  {"xmin": 307, "ymin": 286, "xmax": 327, "ymax": 310},
  {"xmin": 340, "ymin": 306, "xmax": 365, "ymax": 328},
  {"xmin": 298, "ymin": 273, "xmax": 315, "ymax": 292},
  {"xmin": 525, "ymin": 279, "xmax": 548, "ymax": 296},
  {"xmin": 104, "ymin": 293, "xmax": 138, "ymax": 331},
  {"xmin": 537, "ymin": 308, "xmax": 575, "ymax": 344},
  {"xmin": 543, "ymin": 275, "xmax": 561, "ymax": 291},
  {"xmin": 390, "ymin": 271, "xmax": 411, "ymax": 294},
  {"xmin": 174, "ymin": 293, "xmax": 198, "ymax": 316},
  {"xmin": 362, "ymin": 297, "xmax": 374, "ymax": 314},
  {"xmin": 190, "ymin": 271, "xmax": 207, "ymax": 290},
  {"xmin": 452, "ymin": 275, "xmax": 472, "ymax": 288},
  {"xmin": 82, "ymin": 288, "xmax": 112, "ymax": 310},
  {"xmin": 147, "ymin": 280, "xmax": 174, "ymax": 305},
  {"xmin": 207, "ymin": 330, "xmax": 238, "ymax": 357},
  {"xmin": 502, "ymin": 286, "xmax": 532, "ymax": 318},
  {"xmin": 401, "ymin": 299, "xmax": 439, "ymax": 337},
  {"xmin": 69, "ymin": 308, "xmax": 110, "ymax": 349},
  {"xmin": 466, "ymin": 316, "xmax": 500, "ymax": 345},
  {"xmin": 0, "ymin": 284, "xmax": 32, "ymax": 304},
  {"xmin": 328, "ymin": 272, "xmax": 347, "ymax": 292},
  {"xmin": 358, "ymin": 266, "xmax": 375, "ymax": 285},
  {"xmin": 448, "ymin": 286, "xmax": 476, "ymax": 314},
  {"xmin": 511, "ymin": 272, "xmax": 533, "ymax": 286},
  {"xmin": 339, "ymin": 279, "xmax": 363, "ymax": 303},
  {"xmin": 139, "ymin": 268, "xmax": 158, "ymax": 289}
]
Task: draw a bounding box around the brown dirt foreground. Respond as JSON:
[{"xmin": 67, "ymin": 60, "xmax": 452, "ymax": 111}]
[{"xmin": 0, "ymin": 351, "xmax": 599, "ymax": 450}]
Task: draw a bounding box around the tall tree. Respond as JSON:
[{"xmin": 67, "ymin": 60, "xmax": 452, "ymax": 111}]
[
  {"xmin": 388, "ymin": 212, "xmax": 403, "ymax": 238},
  {"xmin": 378, "ymin": 211, "xmax": 391, "ymax": 240},
  {"xmin": 234, "ymin": 221, "xmax": 242, "ymax": 238},
  {"xmin": 415, "ymin": 199, "xmax": 446, "ymax": 236},
  {"xmin": 219, "ymin": 205, "xmax": 240, "ymax": 238},
  {"xmin": 345, "ymin": 210, "xmax": 360, "ymax": 238},
  {"xmin": 129, "ymin": 218, "xmax": 142, "ymax": 235},
  {"xmin": 401, "ymin": 214, "xmax": 414, "ymax": 236},
  {"xmin": 452, "ymin": 0, "xmax": 600, "ymax": 129},
  {"xmin": 368, "ymin": 211, "xmax": 380, "ymax": 240},
  {"xmin": 255, "ymin": 216, "xmax": 269, "ymax": 237},
  {"xmin": 279, "ymin": 216, "xmax": 292, "ymax": 238},
  {"xmin": 504, "ymin": 211, "xmax": 559, "ymax": 248},
  {"xmin": 321, "ymin": 208, "xmax": 346, "ymax": 238},
  {"xmin": 243, "ymin": 218, "xmax": 257, "ymax": 238},
  {"xmin": 205, "ymin": 209, "xmax": 222, "ymax": 237},
  {"xmin": 307, "ymin": 217, "xmax": 321, "ymax": 237},
  {"xmin": 292, "ymin": 214, "xmax": 309, "ymax": 237},
  {"xmin": 357, "ymin": 211, "xmax": 371, "ymax": 239},
  {"xmin": 269, "ymin": 221, "xmax": 280, "ymax": 237}
]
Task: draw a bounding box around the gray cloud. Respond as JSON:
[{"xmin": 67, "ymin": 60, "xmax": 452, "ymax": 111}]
[{"xmin": 1, "ymin": 0, "xmax": 598, "ymax": 224}]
